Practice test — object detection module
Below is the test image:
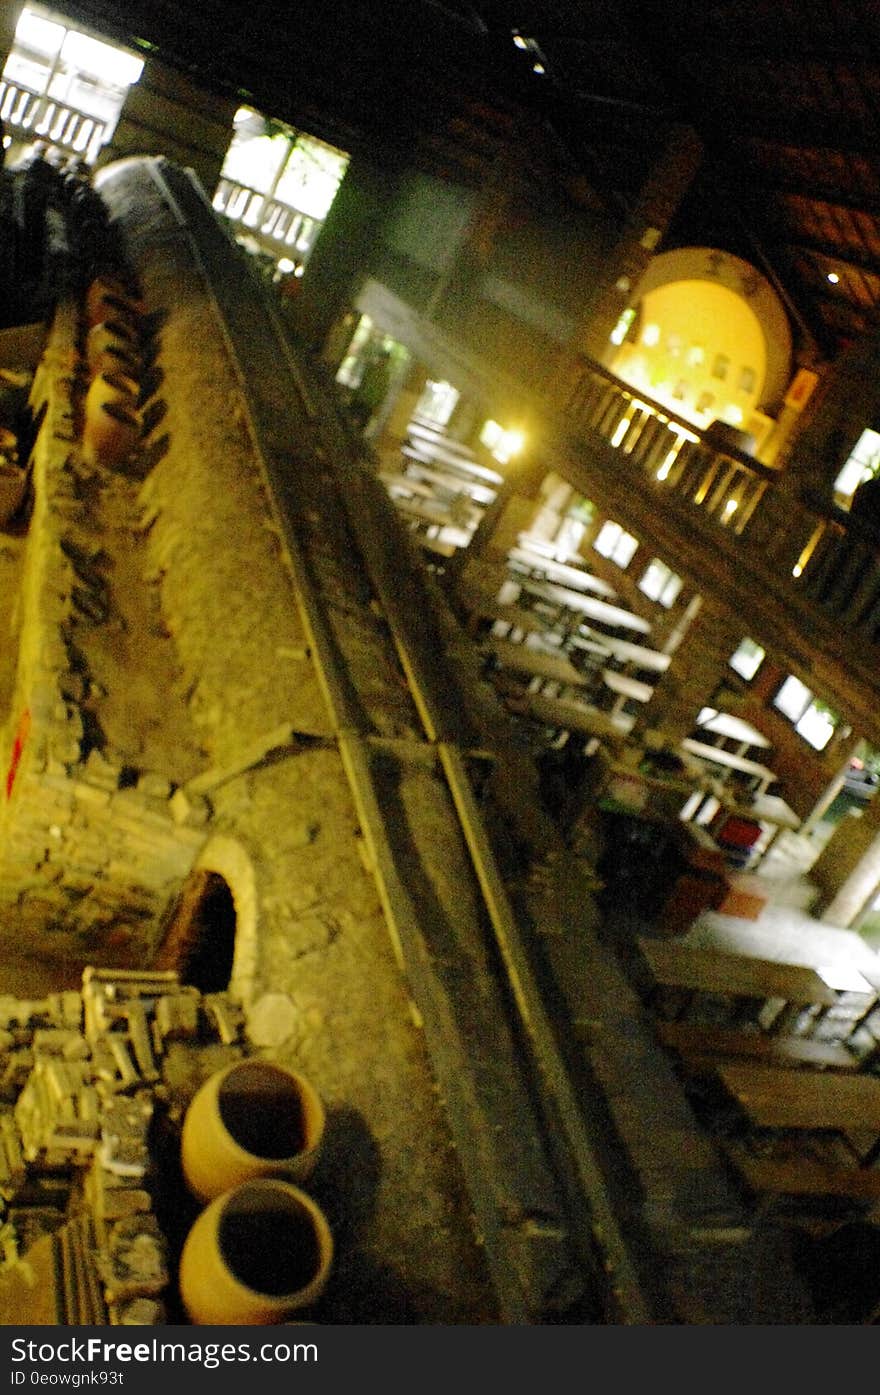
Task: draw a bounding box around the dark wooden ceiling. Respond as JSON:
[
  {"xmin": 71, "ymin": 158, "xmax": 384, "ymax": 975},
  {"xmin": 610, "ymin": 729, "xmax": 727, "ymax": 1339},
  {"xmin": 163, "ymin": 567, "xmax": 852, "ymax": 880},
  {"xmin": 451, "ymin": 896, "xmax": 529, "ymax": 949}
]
[{"xmin": 60, "ymin": 0, "xmax": 880, "ymax": 363}]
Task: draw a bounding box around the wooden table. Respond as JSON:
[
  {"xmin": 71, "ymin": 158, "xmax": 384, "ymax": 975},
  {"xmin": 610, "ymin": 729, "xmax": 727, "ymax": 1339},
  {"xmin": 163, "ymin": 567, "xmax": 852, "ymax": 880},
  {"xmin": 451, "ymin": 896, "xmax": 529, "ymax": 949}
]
[
  {"xmin": 480, "ymin": 637, "xmax": 589, "ymax": 690},
  {"xmin": 415, "ymin": 533, "xmax": 457, "ymax": 559},
  {"xmin": 599, "ymin": 636, "xmax": 671, "ymax": 672},
  {"xmin": 681, "ymin": 738, "xmax": 778, "ymax": 796},
  {"xmin": 403, "ymin": 460, "xmax": 498, "ymax": 505},
  {"xmin": 566, "ymin": 632, "xmax": 613, "ymax": 660},
  {"xmin": 520, "ymin": 578, "xmax": 653, "ymax": 635},
  {"xmin": 403, "ymin": 431, "xmax": 503, "ymax": 484},
  {"xmin": 505, "ymin": 690, "xmax": 626, "ymax": 743},
  {"xmin": 695, "ymin": 709, "xmax": 771, "ymax": 749},
  {"xmin": 507, "ymin": 547, "xmax": 618, "ymax": 599},
  {"xmin": 380, "ymin": 471, "xmax": 437, "ymax": 500},
  {"xmin": 394, "ymin": 493, "xmax": 481, "ymax": 530},
  {"xmin": 458, "ymin": 589, "xmax": 555, "ymax": 640},
  {"xmin": 638, "ymin": 937, "xmax": 838, "ymax": 1009},
  {"xmin": 716, "ymin": 1061, "xmax": 880, "ymax": 1131},
  {"xmin": 602, "ymin": 669, "xmax": 655, "ymax": 704},
  {"xmin": 655, "ymin": 1019, "xmax": 860, "ymax": 1072}
]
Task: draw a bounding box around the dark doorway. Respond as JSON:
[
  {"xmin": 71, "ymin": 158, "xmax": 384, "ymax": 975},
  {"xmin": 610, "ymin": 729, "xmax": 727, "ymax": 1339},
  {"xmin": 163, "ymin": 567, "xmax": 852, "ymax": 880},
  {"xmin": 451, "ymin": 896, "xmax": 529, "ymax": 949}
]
[{"xmin": 154, "ymin": 870, "xmax": 236, "ymax": 992}]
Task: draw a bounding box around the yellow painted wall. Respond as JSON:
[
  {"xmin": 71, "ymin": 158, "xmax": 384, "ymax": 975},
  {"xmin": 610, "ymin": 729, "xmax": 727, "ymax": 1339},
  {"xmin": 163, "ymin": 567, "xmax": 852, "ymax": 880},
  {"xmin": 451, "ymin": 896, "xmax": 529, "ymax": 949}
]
[{"xmin": 611, "ymin": 279, "xmax": 767, "ymax": 432}]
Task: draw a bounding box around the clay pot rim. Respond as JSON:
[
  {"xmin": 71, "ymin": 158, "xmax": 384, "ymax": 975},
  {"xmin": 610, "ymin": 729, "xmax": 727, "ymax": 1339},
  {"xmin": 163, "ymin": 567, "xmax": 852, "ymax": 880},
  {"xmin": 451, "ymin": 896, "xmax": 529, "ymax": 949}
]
[
  {"xmin": 216, "ymin": 1060, "xmax": 325, "ymax": 1160},
  {"xmin": 214, "ymin": 1178, "xmax": 334, "ymax": 1300},
  {"xmin": 87, "ymin": 317, "xmax": 139, "ymax": 346}
]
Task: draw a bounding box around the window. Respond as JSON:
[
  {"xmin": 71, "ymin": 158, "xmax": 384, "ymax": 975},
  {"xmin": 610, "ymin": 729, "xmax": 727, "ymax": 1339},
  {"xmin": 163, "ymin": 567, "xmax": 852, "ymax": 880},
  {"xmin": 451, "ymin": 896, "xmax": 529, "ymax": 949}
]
[
  {"xmin": 687, "ymin": 345, "xmax": 705, "ymax": 367},
  {"xmin": 609, "ymin": 307, "xmax": 636, "ymax": 346},
  {"xmin": 214, "ymin": 106, "xmax": 348, "ymax": 266},
  {"xmin": 772, "ymin": 676, "xmax": 839, "ymax": 751},
  {"xmin": 833, "ymin": 427, "xmax": 880, "ymax": 506},
  {"xmin": 729, "ymin": 638, "xmax": 765, "ymax": 681},
  {"xmin": 696, "ymin": 391, "xmax": 715, "ymax": 415},
  {"xmin": 417, "ymin": 379, "xmax": 459, "ymax": 427},
  {"xmin": 594, "ymin": 520, "xmax": 638, "ymax": 568},
  {"xmin": 2, "ymin": 6, "xmax": 144, "ymax": 161},
  {"xmin": 671, "ymin": 379, "xmax": 688, "ymax": 401},
  {"xmin": 712, "ymin": 354, "xmax": 730, "ymax": 380},
  {"xmin": 480, "ymin": 418, "xmax": 524, "ymax": 463},
  {"xmin": 639, "ymin": 558, "xmax": 683, "ymax": 607},
  {"xmin": 739, "ymin": 366, "xmax": 756, "ymax": 394},
  {"xmin": 796, "ymin": 702, "xmax": 838, "ymax": 752}
]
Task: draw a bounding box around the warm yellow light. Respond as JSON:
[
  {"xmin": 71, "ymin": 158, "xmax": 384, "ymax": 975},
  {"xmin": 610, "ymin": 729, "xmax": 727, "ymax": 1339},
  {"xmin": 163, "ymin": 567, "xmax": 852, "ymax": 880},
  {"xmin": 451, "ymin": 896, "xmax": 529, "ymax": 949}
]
[
  {"xmin": 532, "ymin": 61, "xmax": 545, "ymax": 74},
  {"xmin": 792, "ymin": 523, "xmax": 825, "ymax": 579},
  {"xmin": 642, "ymin": 323, "xmax": 660, "ymax": 347},
  {"xmin": 611, "ymin": 414, "xmax": 633, "ymax": 448},
  {"xmin": 827, "ymin": 271, "xmax": 840, "ymax": 284},
  {"xmin": 277, "ymin": 257, "xmax": 296, "ymax": 273},
  {"xmin": 609, "ymin": 307, "xmax": 636, "ymax": 346},
  {"xmin": 497, "ymin": 428, "xmax": 525, "ymax": 462},
  {"xmin": 512, "ymin": 33, "xmax": 528, "ymax": 49},
  {"xmin": 723, "ymin": 498, "xmax": 738, "ymax": 516},
  {"xmin": 656, "ymin": 449, "xmax": 678, "ymax": 481}
]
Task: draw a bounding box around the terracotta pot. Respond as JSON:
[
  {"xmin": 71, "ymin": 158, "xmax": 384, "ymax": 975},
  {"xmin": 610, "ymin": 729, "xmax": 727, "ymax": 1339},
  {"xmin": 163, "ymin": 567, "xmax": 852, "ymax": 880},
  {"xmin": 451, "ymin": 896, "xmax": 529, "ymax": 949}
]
[
  {"xmin": 88, "ymin": 343, "xmax": 142, "ymax": 382},
  {"xmin": 85, "ymin": 369, "xmax": 140, "ymax": 422},
  {"xmin": 84, "ymin": 275, "xmax": 145, "ymax": 329},
  {"xmin": 85, "ymin": 319, "xmax": 141, "ymax": 377},
  {"xmin": 0, "ymin": 462, "xmax": 26, "ymax": 525},
  {"xmin": 82, "ymin": 399, "xmax": 142, "ymax": 467},
  {"xmin": 178, "ymin": 1179, "xmax": 333, "ymax": 1325},
  {"xmin": 181, "ymin": 1059, "xmax": 325, "ymax": 1203}
]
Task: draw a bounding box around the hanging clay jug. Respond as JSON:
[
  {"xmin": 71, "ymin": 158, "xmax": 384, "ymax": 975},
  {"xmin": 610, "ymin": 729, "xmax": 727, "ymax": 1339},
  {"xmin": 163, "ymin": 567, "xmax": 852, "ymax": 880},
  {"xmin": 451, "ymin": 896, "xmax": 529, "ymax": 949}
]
[
  {"xmin": 178, "ymin": 1178, "xmax": 334, "ymax": 1325},
  {"xmin": 181, "ymin": 1059, "xmax": 325, "ymax": 1203},
  {"xmin": 82, "ymin": 398, "xmax": 142, "ymax": 467},
  {"xmin": 86, "ymin": 318, "xmax": 141, "ymax": 377}
]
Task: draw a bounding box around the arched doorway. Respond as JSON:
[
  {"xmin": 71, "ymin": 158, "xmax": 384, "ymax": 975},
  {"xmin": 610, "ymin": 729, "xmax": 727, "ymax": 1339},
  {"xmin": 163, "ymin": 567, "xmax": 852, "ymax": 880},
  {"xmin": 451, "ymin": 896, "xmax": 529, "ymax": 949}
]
[{"xmin": 153, "ymin": 869, "xmax": 237, "ymax": 992}]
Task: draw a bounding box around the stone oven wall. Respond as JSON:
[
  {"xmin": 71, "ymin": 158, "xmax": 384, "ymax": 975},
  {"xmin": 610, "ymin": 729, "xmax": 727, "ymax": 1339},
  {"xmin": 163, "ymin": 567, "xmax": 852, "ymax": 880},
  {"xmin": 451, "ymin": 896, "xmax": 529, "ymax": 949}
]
[{"xmin": 0, "ymin": 304, "xmax": 206, "ymax": 975}]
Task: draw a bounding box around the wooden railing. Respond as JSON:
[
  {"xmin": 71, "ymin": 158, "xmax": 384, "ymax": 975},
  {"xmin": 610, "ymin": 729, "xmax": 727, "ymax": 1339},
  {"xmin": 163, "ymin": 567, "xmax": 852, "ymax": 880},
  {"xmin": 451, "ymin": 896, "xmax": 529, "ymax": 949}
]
[
  {"xmin": 211, "ymin": 178, "xmax": 319, "ymax": 257},
  {"xmin": 0, "ymin": 79, "xmax": 106, "ymax": 164},
  {"xmin": 555, "ymin": 353, "xmax": 880, "ymax": 727}
]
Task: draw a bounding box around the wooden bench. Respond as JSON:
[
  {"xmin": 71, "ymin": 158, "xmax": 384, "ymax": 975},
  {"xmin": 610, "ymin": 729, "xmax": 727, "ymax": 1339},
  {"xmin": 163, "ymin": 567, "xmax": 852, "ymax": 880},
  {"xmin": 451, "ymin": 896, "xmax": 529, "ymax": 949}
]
[
  {"xmin": 716, "ymin": 1061, "xmax": 880, "ymax": 1130},
  {"xmin": 655, "ymin": 1020, "xmax": 860, "ymax": 1072},
  {"xmin": 725, "ymin": 1148, "xmax": 880, "ymax": 1204},
  {"xmin": 637, "ymin": 938, "xmax": 838, "ymax": 1026}
]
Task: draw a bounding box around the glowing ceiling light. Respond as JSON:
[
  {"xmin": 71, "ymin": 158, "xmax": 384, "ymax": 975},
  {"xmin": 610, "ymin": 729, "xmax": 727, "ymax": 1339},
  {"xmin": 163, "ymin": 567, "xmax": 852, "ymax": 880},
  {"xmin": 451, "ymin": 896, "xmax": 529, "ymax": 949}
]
[
  {"xmin": 642, "ymin": 323, "xmax": 660, "ymax": 347},
  {"xmin": 723, "ymin": 498, "xmax": 739, "ymax": 516},
  {"xmin": 532, "ymin": 62, "xmax": 545, "ymax": 74},
  {"xmin": 827, "ymin": 271, "xmax": 840, "ymax": 284},
  {"xmin": 277, "ymin": 257, "xmax": 296, "ymax": 273},
  {"xmin": 512, "ymin": 33, "xmax": 528, "ymax": 49}
]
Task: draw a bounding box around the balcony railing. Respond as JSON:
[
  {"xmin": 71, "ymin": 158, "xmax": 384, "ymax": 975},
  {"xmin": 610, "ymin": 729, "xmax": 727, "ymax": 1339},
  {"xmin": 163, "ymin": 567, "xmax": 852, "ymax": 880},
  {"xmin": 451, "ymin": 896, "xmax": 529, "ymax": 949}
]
[
  {"xmin": 0, "ymin": 79, "xmax": 107, "ymax": 164},
  {"xmin": 211, "ymin": 178, "xmax": 319, "ymax": 259},
  {"xmin": 556, "ymin": 353, "xmax": 880, "ymax": 729}
]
